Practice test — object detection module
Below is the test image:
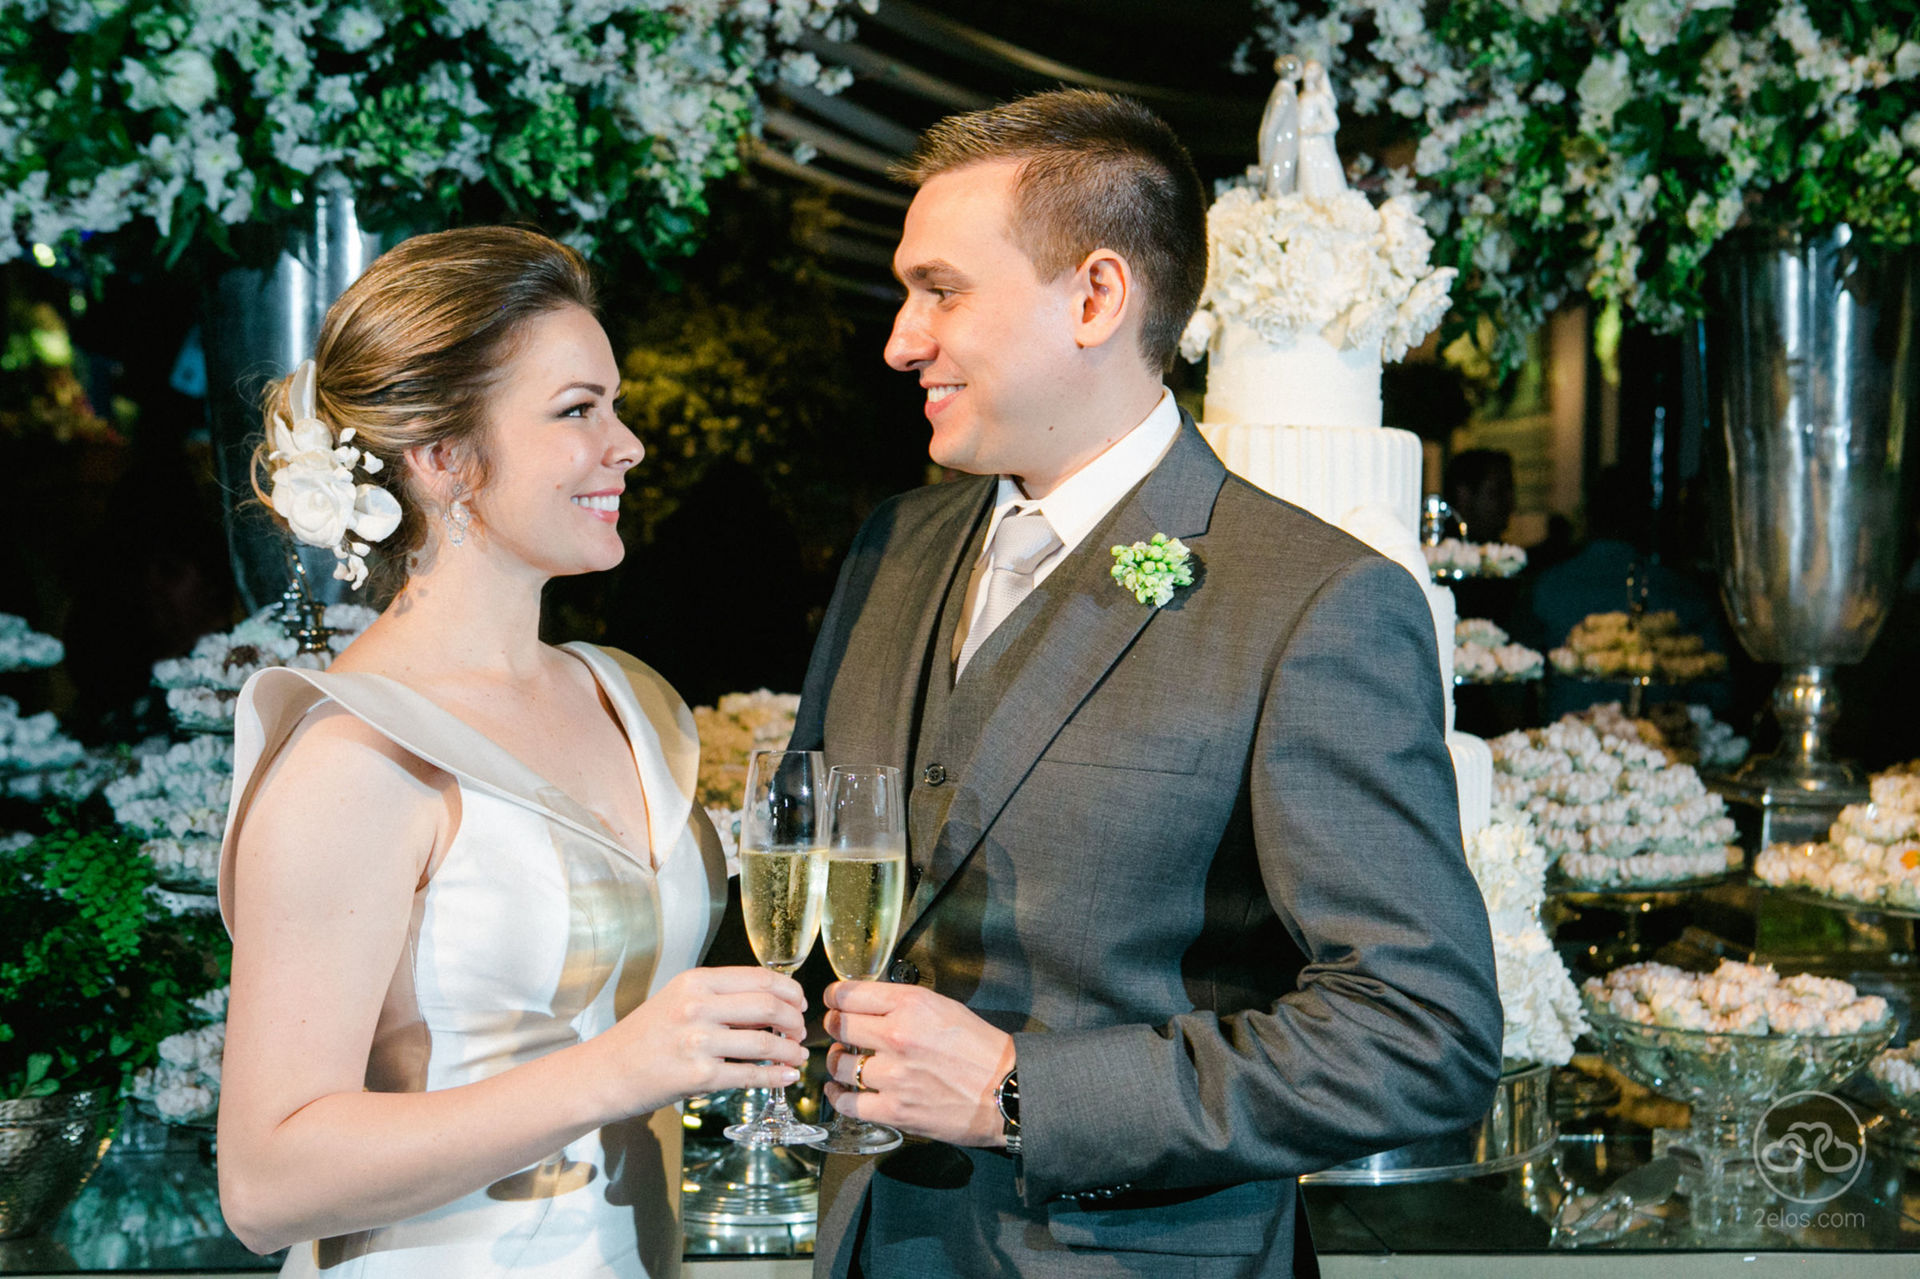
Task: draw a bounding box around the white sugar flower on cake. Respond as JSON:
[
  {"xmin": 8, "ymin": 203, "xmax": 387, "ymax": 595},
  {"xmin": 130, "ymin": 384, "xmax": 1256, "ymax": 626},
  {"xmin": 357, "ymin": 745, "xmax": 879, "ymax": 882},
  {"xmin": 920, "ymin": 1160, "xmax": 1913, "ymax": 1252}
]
[{"xmin": 1180, "ymin": 183, "xmax": 1455, "ymax": 364}]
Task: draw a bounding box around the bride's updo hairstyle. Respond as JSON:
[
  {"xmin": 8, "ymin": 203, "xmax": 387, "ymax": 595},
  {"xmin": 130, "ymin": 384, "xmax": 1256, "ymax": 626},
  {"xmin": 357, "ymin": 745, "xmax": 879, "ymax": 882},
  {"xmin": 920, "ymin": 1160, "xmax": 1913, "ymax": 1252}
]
[{"xmin": 252, "ymin": 226, "xmax": 597, "ymax": 594}]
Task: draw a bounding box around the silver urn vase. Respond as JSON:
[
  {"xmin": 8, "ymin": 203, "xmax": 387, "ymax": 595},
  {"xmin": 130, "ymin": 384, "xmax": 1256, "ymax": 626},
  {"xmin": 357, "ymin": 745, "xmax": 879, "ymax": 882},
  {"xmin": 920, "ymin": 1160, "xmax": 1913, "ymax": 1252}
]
[
  {"xmin": 0, "ymin": 1089, "xmax": 116, "ymax": 1238},
  {"xmin": 203, "ymin": 174, "xmax": 389, "ymax": 612},
  {"xmin": 1703, "ymin": 227, "xmax": 1918, "ymax": 828}
]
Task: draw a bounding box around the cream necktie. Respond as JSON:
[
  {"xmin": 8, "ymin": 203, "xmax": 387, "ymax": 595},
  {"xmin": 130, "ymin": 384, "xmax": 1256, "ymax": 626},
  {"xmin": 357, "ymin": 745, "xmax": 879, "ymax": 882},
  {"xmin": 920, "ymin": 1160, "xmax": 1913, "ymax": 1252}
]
[{"xmin": 955, "ymin": 508, "xmax": 1063, "ymax": 679}]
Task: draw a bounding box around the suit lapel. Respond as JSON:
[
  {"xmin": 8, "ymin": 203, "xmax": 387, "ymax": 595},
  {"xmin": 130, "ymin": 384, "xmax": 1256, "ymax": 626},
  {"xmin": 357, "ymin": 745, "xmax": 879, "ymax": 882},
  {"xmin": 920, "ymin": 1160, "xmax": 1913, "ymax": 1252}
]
[
  {"xmin": 897, "ymin": 419, "xmax": 1228, "ymax": 936},
  {"xmin": 827, "ymin": 478, "xmax": 994, "ymax": 774}
]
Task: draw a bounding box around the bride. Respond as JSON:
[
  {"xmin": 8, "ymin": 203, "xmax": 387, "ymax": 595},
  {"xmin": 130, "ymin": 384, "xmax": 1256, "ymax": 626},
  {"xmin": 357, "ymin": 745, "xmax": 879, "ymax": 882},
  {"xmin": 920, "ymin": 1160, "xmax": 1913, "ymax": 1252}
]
[{"xmin": 215, "ymin": 226, "xmax": 807, "ymax": 1278}]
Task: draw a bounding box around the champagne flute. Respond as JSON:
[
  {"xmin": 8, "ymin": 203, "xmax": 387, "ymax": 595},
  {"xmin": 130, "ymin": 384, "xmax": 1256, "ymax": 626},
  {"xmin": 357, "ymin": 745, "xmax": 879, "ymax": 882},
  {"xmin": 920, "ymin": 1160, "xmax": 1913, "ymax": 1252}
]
[
  {"xmin": 725, "ymin": 749, "xmax": 829, "ymax": 1147},
  {"xmin": 815, "ymin": 764, "xmax": 907, "ymax": 1155}
]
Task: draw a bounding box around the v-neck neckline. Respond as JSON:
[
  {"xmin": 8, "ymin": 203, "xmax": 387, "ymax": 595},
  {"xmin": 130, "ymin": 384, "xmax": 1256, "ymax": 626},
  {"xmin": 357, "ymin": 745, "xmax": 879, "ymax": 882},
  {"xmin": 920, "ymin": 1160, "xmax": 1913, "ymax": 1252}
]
[{"xmin": 349, "ymin": 649, "xmax": 661, "ymax": 873}]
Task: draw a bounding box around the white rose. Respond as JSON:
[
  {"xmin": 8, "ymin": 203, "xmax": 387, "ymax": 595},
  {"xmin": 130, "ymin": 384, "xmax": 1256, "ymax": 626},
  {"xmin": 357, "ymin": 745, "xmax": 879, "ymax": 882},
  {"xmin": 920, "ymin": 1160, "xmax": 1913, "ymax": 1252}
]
[
  {"xmin": 271, "ymin": 457, "xmax": 355, "ymax": 549},
  {"xmin": 351, "ymin": 484, "xmax": 403, "ymax": 543},
  {"xmin": 1576, "ymin": 51, "xmax": 1632, "ymax": 134},
  {"xmin": 329, "ymin": 7, "xmax": 386, "ymax": 54},
  {"xmin": 158, "ymin": 49, "xmax": 218, "ymax": 114}
]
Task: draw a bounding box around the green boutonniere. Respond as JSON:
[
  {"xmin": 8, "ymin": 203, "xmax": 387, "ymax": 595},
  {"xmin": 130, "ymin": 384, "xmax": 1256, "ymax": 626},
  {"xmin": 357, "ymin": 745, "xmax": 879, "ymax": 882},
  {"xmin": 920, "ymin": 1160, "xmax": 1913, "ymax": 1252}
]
[{"xmin": 1110, "ymin": 534, "xmax": 1194, "ymax": 607}]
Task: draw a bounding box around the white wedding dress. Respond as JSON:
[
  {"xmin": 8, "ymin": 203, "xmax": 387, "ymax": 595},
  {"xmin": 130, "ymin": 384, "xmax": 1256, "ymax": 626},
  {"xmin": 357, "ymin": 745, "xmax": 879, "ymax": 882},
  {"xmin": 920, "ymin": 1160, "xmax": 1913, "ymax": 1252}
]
[{"xmin": 220, "ymin": 643, "xmax": 728, "ymax": 1278}]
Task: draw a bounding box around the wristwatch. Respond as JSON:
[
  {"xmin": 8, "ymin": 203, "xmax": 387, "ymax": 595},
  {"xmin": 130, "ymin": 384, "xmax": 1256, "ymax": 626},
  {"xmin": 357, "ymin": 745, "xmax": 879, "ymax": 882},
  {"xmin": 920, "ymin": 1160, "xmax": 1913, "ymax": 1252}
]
[{"xmin": 994, "ymin": 1068, "xmax": 1021, "ymax": 1156}]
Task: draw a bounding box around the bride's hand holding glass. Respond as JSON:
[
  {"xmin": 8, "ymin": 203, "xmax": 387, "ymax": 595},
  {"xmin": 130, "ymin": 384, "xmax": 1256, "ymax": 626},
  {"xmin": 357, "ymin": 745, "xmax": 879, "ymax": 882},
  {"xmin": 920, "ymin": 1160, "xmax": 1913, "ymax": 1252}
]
[{"xmin": 726, "ymin": 748, "xmax": 830, "ymax": 1147}]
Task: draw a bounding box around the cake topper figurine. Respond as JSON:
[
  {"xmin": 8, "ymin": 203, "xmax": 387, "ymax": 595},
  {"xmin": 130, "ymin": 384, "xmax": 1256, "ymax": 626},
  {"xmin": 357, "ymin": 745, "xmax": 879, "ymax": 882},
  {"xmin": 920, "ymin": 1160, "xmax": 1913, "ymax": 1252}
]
[
  {"xmin": 1256, "ymin": 55, "xmax": 1303, "ymax": 198},
  {"xmin": 1296, "ymin": 60, "xmax": 1346, "ymax": 201}
]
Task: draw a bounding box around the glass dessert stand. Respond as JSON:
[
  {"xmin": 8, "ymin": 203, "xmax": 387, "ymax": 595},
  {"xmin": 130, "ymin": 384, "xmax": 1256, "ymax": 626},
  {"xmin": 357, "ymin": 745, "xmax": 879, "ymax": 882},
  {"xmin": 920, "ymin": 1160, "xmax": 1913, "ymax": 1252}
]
[
  {"xmin": 1582, "ymin": 1012, "xmax": 1894, "ymax": 1242},
  {"xmin": 1556, "ymin": 670, "xmax": 1705, "ymax": 719},
  {"xmin": 1547, "ymin": 873, "xmax": 1733, "ymax": 971}
]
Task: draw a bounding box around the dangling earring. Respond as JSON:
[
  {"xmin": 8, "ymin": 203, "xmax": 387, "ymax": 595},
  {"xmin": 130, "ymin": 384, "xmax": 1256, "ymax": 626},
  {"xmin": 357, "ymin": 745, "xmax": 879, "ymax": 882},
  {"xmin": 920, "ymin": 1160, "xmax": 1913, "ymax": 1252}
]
[{"xmin": 444, "ymin": 492, "xmax": 471, "ymax": 547}]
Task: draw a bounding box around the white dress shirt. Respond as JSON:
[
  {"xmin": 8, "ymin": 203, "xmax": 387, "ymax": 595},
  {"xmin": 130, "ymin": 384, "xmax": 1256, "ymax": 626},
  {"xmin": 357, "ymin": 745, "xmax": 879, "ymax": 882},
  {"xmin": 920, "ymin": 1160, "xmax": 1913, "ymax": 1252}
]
[{"xmin": 950, "ymin": 389, "xmax": 1182, "ymax": 666}]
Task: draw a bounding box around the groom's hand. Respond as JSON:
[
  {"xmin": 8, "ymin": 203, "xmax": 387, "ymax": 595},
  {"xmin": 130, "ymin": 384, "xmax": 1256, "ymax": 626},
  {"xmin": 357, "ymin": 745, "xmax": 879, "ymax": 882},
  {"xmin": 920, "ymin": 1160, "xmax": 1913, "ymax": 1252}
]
[{"xmin": 822, "ymin": 980, "xmax": 1015, "ymax": 1148}]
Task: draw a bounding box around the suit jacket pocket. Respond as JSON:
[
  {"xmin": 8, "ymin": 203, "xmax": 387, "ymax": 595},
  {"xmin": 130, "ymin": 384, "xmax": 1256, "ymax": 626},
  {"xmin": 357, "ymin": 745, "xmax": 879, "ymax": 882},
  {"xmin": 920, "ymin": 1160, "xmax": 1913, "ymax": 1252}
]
[
  {"xmin": 1043, "ymin": 1179, "xmax": 1280, "ymax": 1256},
  {"xmin": 1044, "ymin": 721, "xmax": 1204, "ymax": 774}
]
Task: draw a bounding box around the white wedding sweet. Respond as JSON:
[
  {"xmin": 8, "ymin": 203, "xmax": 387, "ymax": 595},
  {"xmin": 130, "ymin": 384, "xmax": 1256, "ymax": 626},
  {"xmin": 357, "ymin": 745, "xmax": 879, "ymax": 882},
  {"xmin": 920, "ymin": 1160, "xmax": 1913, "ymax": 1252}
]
[
  {"xmin": 105, "ymin": 734, "xmax": 233, "ymax": 913},
  {"xmin": 1873, "ymin": 1043, "xmax": 1920, "ymax": 1107},
  {"xmin": 1548, "ymin": 610, "xmax": 1727, "ymax": 682},
  {"xmin": 1755, "ymin": 764, "xmax": 1920, "ymax": 909},
  {"xmin": 1585, "ymin": 959, "xmax": 1889, "ymax": 1037},
  {"xmin": 0, "ymin": 613, "xmax": 62, "ymax": 671},
  {"xmin": 1185, "ymin": 59, "xmax": 1484, "ymax": 838},
  {"xmin": 1464, "ymin": 810, "xmax": 1586, "ymax": 1065},
  {"xmin": 691, "ymin": 688, "xmax": 802, "ymax": 874},
  {"xmin": 152, "ymin": 602, "xmax": 379, "ymax": 732},
  {"xmin": 130, "ymin": 986, "xmax": 227, "ymax": 1126},
  {"xmin": 1455, "ymin": 619, "xmax": 1543, "ymax": 683},
  {"xmin": 1490, "ymin": 715, "xmax": 1739, "ymax": 887},
  {"xmin": 0, "ymin": 695, "xmax": 106, "ymax": 802}
]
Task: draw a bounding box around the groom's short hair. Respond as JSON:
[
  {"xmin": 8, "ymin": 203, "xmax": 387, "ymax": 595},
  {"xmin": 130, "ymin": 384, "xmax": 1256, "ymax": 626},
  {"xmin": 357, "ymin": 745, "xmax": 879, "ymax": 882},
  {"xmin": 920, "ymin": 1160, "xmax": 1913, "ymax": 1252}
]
[{"xmin": 892, "ymin": 90, "xmax": 1207, "ymax": 375}]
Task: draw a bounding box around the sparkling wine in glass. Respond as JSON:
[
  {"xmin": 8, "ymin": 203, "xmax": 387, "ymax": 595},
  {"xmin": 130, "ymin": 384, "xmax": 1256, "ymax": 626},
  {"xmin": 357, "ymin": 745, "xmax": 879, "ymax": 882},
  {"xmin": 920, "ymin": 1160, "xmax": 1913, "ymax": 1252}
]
[
  {"xmin": 725, "ymin": 749, "xmax": 829, "ymax": 1147},
  {"xmin": 815, "ymin": 764, "xmax": 907, "ymax": 1155}
]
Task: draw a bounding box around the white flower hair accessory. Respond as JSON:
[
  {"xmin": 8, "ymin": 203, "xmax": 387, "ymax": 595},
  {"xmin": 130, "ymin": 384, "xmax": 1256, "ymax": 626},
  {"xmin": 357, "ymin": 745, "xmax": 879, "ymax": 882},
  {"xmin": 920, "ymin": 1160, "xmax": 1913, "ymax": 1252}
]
[{"xmin": 266, "ymin": 360, "xmax": 402, "ymax": 590}]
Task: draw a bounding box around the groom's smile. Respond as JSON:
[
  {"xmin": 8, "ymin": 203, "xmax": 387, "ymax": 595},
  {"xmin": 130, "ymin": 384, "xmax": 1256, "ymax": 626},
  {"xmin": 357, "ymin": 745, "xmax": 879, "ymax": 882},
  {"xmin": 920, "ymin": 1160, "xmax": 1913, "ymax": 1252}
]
[{"xmin": 885, "ymin": 159, "xmax": 1091, "ymax": 487}]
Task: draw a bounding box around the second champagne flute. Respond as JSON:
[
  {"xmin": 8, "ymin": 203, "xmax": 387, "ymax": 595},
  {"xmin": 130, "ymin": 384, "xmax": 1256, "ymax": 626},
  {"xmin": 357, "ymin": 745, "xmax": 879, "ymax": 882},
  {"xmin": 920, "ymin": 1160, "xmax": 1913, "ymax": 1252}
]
[
  {"xmin": 725, "ymin": 748, "xmax": 828, "ymax": 1147},
  {"xmin": 815, "ymin": 764, "xmax": 907, "ymax": 1155}
]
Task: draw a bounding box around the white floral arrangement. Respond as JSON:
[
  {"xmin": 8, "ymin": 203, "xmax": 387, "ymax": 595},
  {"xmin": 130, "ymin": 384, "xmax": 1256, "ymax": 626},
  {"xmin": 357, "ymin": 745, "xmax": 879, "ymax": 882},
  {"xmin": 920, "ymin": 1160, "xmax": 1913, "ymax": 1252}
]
[
  {"xmin": 1549, "ymin": 610, "xmax": 1727, "ymax": 682},
  {"xmin": 1585, "ymin": 959, "xmax": 1890, "ymax": 1036},
  {"xmin": 1180, "ymin": 180, "xmax": 1455, "ymax": 365},
  {"xmin": 1423, "ymin": 537, "xmax": 1526, "ymax": 579},
  {"xmin": 154, "ymin": 602, "xmax": 377, "ymax": 731},
  {"xmin": 104, "ymin": 736, "xmax": 233, "ymax": 845},
  {"xmin": 130, "ymin": 986, "xmax": 228, "ymax": 1126},
  {"xmin": 1464, "ymin": 808, "xmax": 1586, "ymax": 1066},
  {"xmin": 0, "ymin": 613, "xmax": 61, "ymax": 671},
  {"xmin": 692, "ymin": 688, "xmax": 801, "ymax": 871},
  {"xmin": 1872, "ymin": 1043, "xmax": 1920, "ymax": 1108},
  {"xmin": 2, "ymin": 0, "xmax": 876, "ymax": 272},
  {"xmin": 1755, "ymin": 764, "xmax": 1920, "ymax": 910},
  {"xmin": 1251, "ymin": 2, "xmax": 1920, "ymax": 370},
  {"xmin": 1490, "ymin": 714, "xmax": 1738, "ymax": 887},
  {"xmin": 1453, "ymin": 618, "xmax": 1543, "ymax": 683}
]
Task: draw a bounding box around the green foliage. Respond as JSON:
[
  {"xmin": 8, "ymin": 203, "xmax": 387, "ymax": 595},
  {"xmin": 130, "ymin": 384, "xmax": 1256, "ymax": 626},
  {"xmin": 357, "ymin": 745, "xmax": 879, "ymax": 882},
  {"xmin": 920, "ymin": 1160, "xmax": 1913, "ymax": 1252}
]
[
  {"xmin": 0, "ymin": 0, "xmax": 865, "ymax": 277},
  {"xmin": 1257, "ymin": 1, "xmax": 1920, "ymax": 371},
  {"xmin": 0, "ymin": 813, "xmax": 220, "ymax": 1099},
  {"xmin": 615, "ymin": 280, "xmax": 858, "ymax": 547}
]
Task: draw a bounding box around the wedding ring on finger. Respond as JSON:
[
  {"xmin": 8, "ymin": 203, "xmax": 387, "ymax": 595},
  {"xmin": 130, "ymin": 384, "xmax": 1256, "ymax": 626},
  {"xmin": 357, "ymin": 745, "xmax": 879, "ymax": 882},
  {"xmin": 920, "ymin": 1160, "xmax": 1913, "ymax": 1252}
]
[{"xmin": 852, "ymin": 1054, "xmax": 868, "ymax": 1091}]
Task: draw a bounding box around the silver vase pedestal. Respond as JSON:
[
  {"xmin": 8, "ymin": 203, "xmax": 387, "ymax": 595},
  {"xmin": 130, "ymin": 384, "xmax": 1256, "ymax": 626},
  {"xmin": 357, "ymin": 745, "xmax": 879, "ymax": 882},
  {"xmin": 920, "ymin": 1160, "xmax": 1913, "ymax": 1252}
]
[
  {"xmin": 202, "ymin": 175, "xmax": 388, "ymax": 612},
  {"xmin": 1703, "ymin": 227, "xmax": 1918, "ymax": 842}
]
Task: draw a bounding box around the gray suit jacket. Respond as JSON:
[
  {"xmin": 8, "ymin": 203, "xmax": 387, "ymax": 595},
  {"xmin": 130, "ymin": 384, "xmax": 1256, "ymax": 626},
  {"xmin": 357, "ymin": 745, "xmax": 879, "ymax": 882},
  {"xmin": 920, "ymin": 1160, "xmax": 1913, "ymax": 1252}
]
[{"xmin": 793, "ymin": 420, "xmax": 1502, "ymax": 1278}]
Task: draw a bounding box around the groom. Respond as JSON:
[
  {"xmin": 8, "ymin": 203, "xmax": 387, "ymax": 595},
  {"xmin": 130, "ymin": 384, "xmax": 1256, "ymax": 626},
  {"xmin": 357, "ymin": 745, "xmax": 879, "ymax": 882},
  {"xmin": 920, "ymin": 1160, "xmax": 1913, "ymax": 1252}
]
[{"xmin": 791, "ymin": 89, "xmax": 1501, "ymax": 1278}]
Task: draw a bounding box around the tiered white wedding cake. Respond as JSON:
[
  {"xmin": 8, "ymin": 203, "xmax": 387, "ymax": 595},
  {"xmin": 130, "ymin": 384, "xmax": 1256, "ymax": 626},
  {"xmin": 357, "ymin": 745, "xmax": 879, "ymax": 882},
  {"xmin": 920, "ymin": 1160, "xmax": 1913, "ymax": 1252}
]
[{"xmin": 1182, "ymin": 59, "xmax": 1487, "ymax": 840}]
